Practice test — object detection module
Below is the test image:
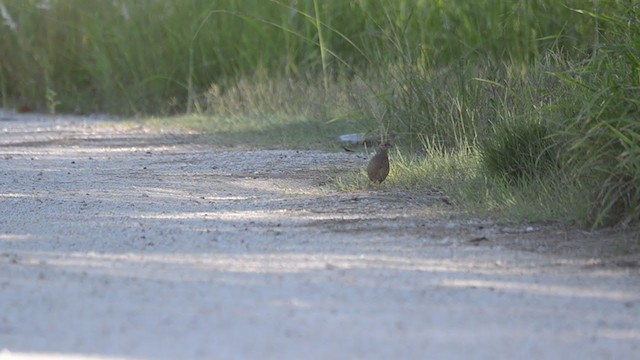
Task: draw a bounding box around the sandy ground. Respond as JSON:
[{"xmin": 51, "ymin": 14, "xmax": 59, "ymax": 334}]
[{"xmin": 0, "ymin": 110, "xmax": 639, "ymax": 360}]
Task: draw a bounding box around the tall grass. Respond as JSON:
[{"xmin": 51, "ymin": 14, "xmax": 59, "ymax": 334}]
[
  {"xmin": 1, "ymin": 0, "xmax": 601, "ymax": 114},
  {"xmin": 553, "ymin": 3, "xmax": 640, "ymax": 226}
]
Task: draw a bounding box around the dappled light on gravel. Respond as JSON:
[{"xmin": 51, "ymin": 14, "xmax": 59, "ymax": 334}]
[{"xmin": 1, "ymin": 112, "xmax": 639, "ymax": 359}]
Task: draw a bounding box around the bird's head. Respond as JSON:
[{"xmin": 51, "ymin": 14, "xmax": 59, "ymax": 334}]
[{"xmin": 378, "ymin": 142, "xmax": 393, "ymax": 152}]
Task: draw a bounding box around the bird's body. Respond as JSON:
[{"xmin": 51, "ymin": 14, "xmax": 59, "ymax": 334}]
[{"xmin": 367, "ymin": 143, "xmax": 392, "ymax": 183}]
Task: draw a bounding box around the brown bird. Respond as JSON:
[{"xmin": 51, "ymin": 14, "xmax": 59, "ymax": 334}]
[{"xmin": 367, "ymin": 142, "xmax": 392, "ymax": 183}]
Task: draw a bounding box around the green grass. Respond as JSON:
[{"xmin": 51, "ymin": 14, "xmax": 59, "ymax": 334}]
[
  {"xmin": 144, "ymin": 73, "xmax": 382, "ymax": 148},
  {"xmin": 554, "ymin": 3, "xmax": 640, "ymax": 227},
  {"xmin": 1, "ymin": 0, "xmax": 602, "ymax": 114},
  {"xmin": 480, "ymin": 117, "xmax": 558, "ymax": 185},
  {"xmin": 334, "ymin": 146, "xmax": 590, "ymax": 225},
  {"xmin": 1, "ymin": 0, "xmax": 638, "ymax": 228}
]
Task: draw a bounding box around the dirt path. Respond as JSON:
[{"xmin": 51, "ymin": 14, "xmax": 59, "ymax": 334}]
[{"xmin": 0, "ymin": 110, "xmax": 639, "ymax": 359}]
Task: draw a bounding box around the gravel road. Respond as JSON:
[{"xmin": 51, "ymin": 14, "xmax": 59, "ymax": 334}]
[{"xmin": 0, "ymin": 110, "xmax": 639, "ymax": 360}]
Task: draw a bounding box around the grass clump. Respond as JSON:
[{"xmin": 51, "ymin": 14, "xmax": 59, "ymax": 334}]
[{"xmin": 480, "ymin": 120, "xmax": 557, "ymax": 185}]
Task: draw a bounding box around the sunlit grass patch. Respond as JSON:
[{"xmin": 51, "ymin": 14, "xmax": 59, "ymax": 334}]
[
  {"xmin": 145, "ymin": 114, "xmax": 343, "ymax": 149},
  {"xmin": 334, "ymin": 146, "xmax": 590, "ymax": 225}
]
